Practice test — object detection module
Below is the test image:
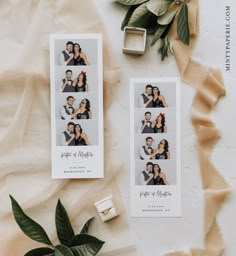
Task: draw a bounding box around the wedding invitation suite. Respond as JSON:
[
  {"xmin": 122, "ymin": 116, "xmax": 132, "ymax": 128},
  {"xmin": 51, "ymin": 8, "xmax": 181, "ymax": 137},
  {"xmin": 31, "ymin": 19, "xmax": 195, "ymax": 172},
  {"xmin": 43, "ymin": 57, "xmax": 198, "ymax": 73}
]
[
  {"xmin": 50, "ymin": 34, "xmax": 104, "ymax": 178},
  {"xmin": 130, "ymin": 78, "xmax": 181, "ymax": 217}
]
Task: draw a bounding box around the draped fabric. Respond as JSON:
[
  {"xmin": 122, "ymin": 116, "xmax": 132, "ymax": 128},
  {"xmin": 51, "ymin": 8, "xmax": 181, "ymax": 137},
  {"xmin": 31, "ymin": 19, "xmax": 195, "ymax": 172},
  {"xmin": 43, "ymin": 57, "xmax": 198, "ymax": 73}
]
[
  {"xmin": 0, "ymin": 1, "xmax": 136, "ymax": 255},
  {"xmin": 165, "ymin": 0, "xmax": 231, "ymax": 255}
]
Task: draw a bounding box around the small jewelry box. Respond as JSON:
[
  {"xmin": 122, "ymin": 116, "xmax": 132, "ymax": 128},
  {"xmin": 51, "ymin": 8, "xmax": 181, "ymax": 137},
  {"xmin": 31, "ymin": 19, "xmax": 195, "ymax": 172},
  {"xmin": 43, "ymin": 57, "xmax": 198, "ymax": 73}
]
[
  {"xmin": 123, "ymin": 27, "xmax": 147, "ymax": 55},
  {"xmin": 94, "ymin": 195, "xmax": 119, "ymax": 222}
]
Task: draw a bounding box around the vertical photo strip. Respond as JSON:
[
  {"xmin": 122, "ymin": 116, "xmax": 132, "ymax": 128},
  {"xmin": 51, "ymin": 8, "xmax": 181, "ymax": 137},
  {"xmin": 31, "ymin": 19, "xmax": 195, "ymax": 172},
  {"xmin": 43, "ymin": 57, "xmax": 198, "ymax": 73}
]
[
  {"xmin": 130, "ymin": 78, "xmax": 181, "ymax": 217},
  {"xmin": 50, "ymin": 34, "xmax": 103, "ymax": 179}
]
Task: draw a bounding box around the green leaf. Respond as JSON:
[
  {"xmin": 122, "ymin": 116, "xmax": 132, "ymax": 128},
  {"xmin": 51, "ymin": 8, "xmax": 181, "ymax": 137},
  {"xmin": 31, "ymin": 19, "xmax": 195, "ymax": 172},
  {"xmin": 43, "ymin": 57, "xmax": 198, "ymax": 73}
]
[
  {"xmin": 177, "ymin": 2, "xmax": 190, "ymax": 45},
  {"xmin": 146, "ymin": 23, "xmax": 159, "ymax": 34},
  {"xmin": 121, "ymin": 5, "xmax": 139, "ymax": 30},
  {"xmin": 55, "ymin": 199, "xmax": 75, "ymax": 246},
  {"xmin": 128, "ymin": 2, "xmax": 149, "ymax": 26},
  {"xmin": 145, "ymin": 13, "xmax": 159, "ymax": 34},
  {"xmin": 151, "ymin": 25, "xmax": 167, "ymax": 45},
  {"xmin": 80, "ymin": 217, "xmax": 94, "ymax": 234},
  {"xmin": 116, "ymin": 0, "xmax": 148, "ymax": 5},
  {"xmin": 158, "ymin": 11, "xmax": 176, "ymax": 25},
  {"xmin": 160, "ymin": 12, "xmax": 175, "ymax": 38},
  {"xmin": 25, "ymin": 247, "xmax": 54, "ymax": 256},
  {"xmin": 10, "ymin": 195, "xmax": 52, "ymax": 246},
  {"xmin": 55, "ymin": 245, "xmax": 74, "ymax": 256},
  {"xmin": 128, "ymin": 3, "xmax": 158, "ymax": 31},
  {"xmin": 158, "ymin": 36, "xmax": 173, "ymax": 61},
  {"xmin": 147, "ymin": 0, "xmax": 172, "ymax": 16},
  {"xmin": 70, "ymin": 234, "xmax": 105, "ymax": 256}
]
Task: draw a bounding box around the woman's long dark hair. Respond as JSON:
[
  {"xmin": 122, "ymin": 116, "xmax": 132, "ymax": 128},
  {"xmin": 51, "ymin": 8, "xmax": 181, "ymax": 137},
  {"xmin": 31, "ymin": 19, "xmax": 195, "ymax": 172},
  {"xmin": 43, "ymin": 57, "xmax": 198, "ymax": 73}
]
[
  {"xmin": 157, "ymin": 114, "xmax": 165, "ymax": 127},
  {"xmin": 83, "ymin": 98, "xmax": 90, "ymax": 111},
  {"xmin": 162, "ymin": 139, "xmax": 169, "ymax": 152},
  {"xmin": 152, "ymin": 86, "xmax": 160, "ymax": 96},
  {"xmin": 153, "ymin": 164, "xmax": 161, "ymax": 174},
  {"xmin": 77, "ymin": 72, "xmax": 87, "ymax": 84},
  {"xmin": 73, "ymin": 43, "xmax": 82, "ymax": 53},
  {"xmin": 74, "ymin": 123, "xmax": 83, "ymax": 134}
]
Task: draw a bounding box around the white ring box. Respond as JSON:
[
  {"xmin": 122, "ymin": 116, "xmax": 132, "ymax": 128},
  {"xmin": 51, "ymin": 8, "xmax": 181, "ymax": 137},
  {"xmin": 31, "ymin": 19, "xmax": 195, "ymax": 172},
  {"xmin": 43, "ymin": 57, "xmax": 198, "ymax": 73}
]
[
  {"xmin": 123, "ymin": 27, "xmax": 147, "ymax": 55},
  {"xmin": 94, "ymin": 195, "xmax": 119, "ymax": 222}
]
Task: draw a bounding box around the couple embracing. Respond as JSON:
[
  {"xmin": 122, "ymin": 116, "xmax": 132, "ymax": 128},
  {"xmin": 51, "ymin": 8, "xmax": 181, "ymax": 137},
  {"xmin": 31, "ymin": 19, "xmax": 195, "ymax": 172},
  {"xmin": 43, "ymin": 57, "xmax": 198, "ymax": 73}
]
[
  {"xmin": 140, "ymin": 162, "xmax": 168, "ymax": 186},
  {"xmin": 60, "ymin": 41, "xmax": 89, "ymax": 66},
  {"xmin": 61, "ymin": 122, "xmax": 90, "ymax": 146},
  {"xmin": 139, "ymin": 84, "xmax": 168, "ymax": 108}
]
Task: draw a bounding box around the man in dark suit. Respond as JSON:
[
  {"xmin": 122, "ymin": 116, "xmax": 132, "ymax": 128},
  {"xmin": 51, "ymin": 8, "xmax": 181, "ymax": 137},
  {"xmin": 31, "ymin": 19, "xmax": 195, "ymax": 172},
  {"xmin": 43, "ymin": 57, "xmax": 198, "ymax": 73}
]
[
  {"xmin": 60, "ymin": 122, "xmax": 75, "ymax": 146},
  {"xmin": 139, "ymin": 112, "xmax": 154, "ymax": 133},
  {"xmin": 60, "ymin": 96, "xmax": 78, "ymax": 120},
  {"xmin": 139, "ymin": 162, "xmax": 154, "ymax": 185},
  {"xmin": 60, "ymin": 41, "xmax": 74, "ymax": 66},
  {"xmin": 138, "ymin": 84, "xmax": 153, "ymax": 108},
  {"xmin": 61, "ymin": 70, "xmax": 75, "ymax": 92}
]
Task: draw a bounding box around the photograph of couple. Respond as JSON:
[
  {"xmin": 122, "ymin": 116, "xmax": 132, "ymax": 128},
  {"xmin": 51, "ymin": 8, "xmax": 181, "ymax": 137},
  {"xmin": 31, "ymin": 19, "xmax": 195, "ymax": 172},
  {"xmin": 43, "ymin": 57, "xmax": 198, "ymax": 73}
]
[
  {"xmin": 54, "ymin": 37, "xmax": 100, "ymax": 148},
  {"xmin": 139, "ymin": 137, "xmax": 170, "ymax": 160},
  {"xmin": 132, "ymin": 79, "xmax": 179, "ymax": 188},
  {"xmin": 139, "ymin": 162, "xmax": 168, "ymax": 185},
  {"xmin": 138, "ymin": 111, "xmax": 167, "ymax": 133},
  {"xmin": 61, "ymin": 122, "xmax": 90, "ymax": 146},
  {"xmin": 51, "ymin": 35, "xmax": 103, "ymax": 178},
  {"xmin": 60, "ymin": 41, "xmax": 89, "ymax": 66},
  {"xmin": 138, "ymin": 84, "xmax": 168, "ymax": 108},
  {"xmin": 61, "ymin": 70, "xmax": 88, "ymax": 92},
  {"xmin": 60, "ymin": 96, "xmax": 92, "ymax": 120}
]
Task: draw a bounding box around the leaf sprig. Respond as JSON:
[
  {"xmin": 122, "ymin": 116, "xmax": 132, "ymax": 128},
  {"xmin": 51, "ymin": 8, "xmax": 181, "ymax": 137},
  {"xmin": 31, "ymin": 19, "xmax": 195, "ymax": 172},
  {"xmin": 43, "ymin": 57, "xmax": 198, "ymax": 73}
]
[
  {"xmin": 10, "ymin": 195, "xmax": 105, "ymax": 256},
  {"xmin": 117, "ymin": 0, "xmax": 190, "ymax": 60}
]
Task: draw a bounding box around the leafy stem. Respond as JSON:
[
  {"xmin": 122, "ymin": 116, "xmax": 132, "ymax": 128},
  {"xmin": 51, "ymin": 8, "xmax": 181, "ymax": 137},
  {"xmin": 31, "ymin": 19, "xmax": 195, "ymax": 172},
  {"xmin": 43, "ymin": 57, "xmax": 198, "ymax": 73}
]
[
  {"xmin": 10, "ymin": 195, "xmax": 105, "ymax": 256},
  {"xmin": 118, "ymin": 0, "xmax": 190, "ymax": 60},
  {"xmin": 158, "ymin": 35, "xmax": 172, "ymax": 61}
]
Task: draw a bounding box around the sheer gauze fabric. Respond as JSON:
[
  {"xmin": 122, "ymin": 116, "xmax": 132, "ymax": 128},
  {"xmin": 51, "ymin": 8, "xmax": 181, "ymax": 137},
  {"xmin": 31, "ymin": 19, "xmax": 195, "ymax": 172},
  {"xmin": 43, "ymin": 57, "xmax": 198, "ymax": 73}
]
[{"xmin": 0, "ymin": 1, "xmax": 136, "ymax": 255}]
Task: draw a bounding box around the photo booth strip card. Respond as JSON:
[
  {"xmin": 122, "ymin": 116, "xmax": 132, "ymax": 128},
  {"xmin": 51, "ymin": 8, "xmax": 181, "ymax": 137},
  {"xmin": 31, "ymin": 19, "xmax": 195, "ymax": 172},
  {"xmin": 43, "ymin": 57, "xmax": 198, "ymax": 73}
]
[
  {"xmin": 130, "ymin": 78, "xmax": 181, "ymax": 217},
  {"xmin": 50, "ymin": 34, "xmax": 104, "ymax": 179}
]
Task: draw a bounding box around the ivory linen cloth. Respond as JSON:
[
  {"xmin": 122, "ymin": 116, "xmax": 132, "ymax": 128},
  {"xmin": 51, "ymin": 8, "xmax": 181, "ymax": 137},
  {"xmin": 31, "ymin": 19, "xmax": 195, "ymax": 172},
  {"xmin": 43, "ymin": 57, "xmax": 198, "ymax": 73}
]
[{"xmin": 0, "ymin": 0, "xmax": 136, "ymax": 255}]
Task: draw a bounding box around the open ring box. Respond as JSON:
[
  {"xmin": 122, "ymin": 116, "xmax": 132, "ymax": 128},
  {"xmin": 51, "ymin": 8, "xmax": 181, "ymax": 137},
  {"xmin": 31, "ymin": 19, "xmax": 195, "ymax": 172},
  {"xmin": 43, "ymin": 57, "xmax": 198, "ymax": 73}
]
[
  {"xmin": 123, "ymin": 27, "xmax": 147, "ymax": 55},
  {"xmin": 94, "ymin": 195, "xmax": 119, "ymax": 222}
]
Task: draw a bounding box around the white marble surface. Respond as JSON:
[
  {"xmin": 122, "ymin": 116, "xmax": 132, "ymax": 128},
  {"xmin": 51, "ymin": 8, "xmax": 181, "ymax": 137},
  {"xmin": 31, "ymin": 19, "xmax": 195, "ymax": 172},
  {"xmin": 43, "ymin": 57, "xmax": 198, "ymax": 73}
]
[{"xmin": 94, "ymin": 1, "xmax": 236, "ymax": 255}]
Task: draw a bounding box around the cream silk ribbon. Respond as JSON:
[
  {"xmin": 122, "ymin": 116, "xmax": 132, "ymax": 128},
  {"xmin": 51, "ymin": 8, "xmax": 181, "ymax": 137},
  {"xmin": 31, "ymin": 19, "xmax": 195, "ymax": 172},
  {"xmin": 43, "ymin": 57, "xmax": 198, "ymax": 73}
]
[
  {"xmin": 166, "ymin": 0, "xmax": 231, "ymax": 255},
  {"xmin": 0, "ymin": 1, "xmax": 136, "ymax": 255}
]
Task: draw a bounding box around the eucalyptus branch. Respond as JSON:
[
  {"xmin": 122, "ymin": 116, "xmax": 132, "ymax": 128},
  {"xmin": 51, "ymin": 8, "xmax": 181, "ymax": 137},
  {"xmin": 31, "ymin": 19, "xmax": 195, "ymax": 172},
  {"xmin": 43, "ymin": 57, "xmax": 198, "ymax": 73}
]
[{"xmin": 117, "ymin": 0, "xmax": 190, "ymax": 60}]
